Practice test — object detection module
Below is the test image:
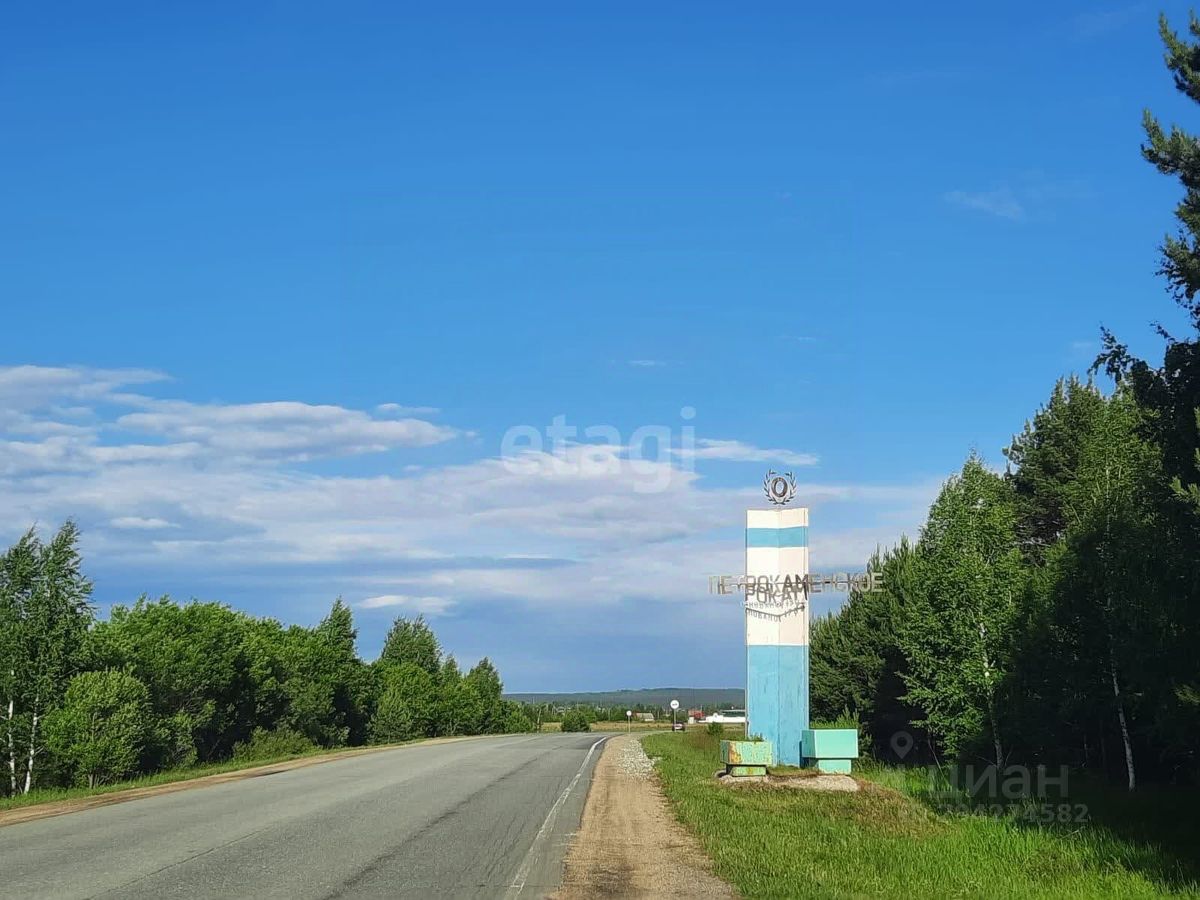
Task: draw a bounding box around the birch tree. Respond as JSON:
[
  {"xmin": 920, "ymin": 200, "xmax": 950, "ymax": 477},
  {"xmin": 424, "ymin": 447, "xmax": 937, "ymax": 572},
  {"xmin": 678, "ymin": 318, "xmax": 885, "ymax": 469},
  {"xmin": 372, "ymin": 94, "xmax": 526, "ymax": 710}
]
[
  {"xmin": 0, "ymin": 530, "xmax": 38, "ymax": 795},
  {"xmin": 0, "ymin": 524, "xmax": 92, "ymax": 794},
  {"xmin": 1058, "ymin": 390, "xmax": 1164, "ymax": 791},
  {"xmin": 20, "ymin": 522, "xmax": 93, "ymax": 792},
  {"xmin": 900, "ymin": 456, "xmax": 1025, "ymax": 766}
]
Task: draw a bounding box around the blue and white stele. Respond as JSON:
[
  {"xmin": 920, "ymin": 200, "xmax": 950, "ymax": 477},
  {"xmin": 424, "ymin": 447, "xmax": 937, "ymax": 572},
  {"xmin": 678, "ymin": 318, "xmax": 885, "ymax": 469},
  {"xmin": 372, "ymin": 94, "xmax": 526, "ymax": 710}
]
[{"xmin": 745, "ymin": 506, "xmax": 809, "ymax": 766}]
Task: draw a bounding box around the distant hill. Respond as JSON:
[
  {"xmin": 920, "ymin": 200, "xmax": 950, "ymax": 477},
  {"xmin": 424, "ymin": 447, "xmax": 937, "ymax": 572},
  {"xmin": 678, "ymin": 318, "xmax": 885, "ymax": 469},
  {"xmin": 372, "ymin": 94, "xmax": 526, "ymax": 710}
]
[{"xmin": 504, "ymin": 687, "xmax": 744, "ymax": 708}]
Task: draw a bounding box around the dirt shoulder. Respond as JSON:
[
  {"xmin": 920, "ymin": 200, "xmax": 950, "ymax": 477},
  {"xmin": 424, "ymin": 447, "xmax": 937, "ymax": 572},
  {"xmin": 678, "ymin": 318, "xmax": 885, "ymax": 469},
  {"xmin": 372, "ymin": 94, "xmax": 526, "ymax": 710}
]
[
  {"xmin": 0, "ymin": 734, "xmax": 486, "ymax": 829},
  {"xmin": 554, "ymin": 733, "xmax": 737, "ymax": 899}
]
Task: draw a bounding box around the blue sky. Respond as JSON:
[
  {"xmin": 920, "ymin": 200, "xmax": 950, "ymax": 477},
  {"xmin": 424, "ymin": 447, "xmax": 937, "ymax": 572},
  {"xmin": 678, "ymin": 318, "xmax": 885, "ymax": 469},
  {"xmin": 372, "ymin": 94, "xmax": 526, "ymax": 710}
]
[{"xmin": 1, "ymin": 2, "xmax": 1194, "ymax": 690}]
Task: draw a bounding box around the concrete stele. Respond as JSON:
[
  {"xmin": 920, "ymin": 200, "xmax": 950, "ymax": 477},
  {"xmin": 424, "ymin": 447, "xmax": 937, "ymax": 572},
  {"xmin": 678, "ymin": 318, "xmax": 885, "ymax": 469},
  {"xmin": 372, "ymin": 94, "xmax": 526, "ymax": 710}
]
[{"xmin": 745, "ymin": 507, "xmax": 809, "ymax": 766}]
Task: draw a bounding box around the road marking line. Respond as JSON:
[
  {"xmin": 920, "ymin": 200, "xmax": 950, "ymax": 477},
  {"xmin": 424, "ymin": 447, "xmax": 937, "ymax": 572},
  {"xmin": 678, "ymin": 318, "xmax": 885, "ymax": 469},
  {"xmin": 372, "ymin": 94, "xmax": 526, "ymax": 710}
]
[{"xmin": 504, "ymin": 735, "xmax": 609, "ymax": 900}]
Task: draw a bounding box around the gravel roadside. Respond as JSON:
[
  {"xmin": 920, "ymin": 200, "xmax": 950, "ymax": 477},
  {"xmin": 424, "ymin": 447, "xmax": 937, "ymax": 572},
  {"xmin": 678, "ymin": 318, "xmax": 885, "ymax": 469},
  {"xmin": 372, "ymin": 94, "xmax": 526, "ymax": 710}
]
[{"xmin": 553, "ymin": 733, "xmax": 737, "ymax": 899}]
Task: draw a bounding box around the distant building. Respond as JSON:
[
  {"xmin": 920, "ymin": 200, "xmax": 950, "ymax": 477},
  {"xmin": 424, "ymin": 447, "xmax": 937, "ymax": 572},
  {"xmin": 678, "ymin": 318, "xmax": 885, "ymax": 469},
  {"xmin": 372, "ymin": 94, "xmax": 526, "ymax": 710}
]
[
  {"xmin": 635, "ymin": 712, "xmax": 655, "ymax": 722},
  {"xmin": 705, "ymin": 709, "xmax": 747, "ymax": 724}
]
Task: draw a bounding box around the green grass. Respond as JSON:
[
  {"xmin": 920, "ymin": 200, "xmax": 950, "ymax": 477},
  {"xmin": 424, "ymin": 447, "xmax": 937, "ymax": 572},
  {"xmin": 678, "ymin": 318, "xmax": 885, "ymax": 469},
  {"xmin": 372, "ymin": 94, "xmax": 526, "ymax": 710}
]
[
  {"xmin": 0, "ymin": 743, "xmax": 385, "ymax": 813},
  {"xmin": 643, "ymin": 730, "xmax": 1200, "ymax": 899}
]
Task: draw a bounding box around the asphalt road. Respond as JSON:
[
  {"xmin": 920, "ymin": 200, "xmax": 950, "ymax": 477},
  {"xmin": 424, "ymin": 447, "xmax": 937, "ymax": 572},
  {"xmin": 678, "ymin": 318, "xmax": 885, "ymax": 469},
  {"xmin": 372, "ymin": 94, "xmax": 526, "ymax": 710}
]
[{"xmin": 0, "ymin": 732, "xmax": 610, "ymax": 899}]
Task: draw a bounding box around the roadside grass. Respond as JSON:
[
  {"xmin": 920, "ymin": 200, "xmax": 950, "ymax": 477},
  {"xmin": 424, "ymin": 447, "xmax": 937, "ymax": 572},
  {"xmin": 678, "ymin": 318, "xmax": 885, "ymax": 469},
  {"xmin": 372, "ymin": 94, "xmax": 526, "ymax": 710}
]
[
  {"xmin": 0, "ymin": 742, "xmax": 407, "ymax": 813},
  {"xmin": 643, "ymin": 730, "xmax": 1200, "ymax": 899}
]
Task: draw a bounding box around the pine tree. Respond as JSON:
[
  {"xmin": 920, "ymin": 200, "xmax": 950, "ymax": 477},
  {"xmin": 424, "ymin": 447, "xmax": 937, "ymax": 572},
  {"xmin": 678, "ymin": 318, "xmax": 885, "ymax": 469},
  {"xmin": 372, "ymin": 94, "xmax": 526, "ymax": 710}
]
[
  {"xmin": 1092, "ymin": 13, "xmax": 1200, "ymax": 784},
  {"xmin": 1004, "ymin": 376, "xmax": 1107, "ymax": 560},
  {"xmin": 1100, "ymin": 14, "xmax": 1200, "ymax": 493}
]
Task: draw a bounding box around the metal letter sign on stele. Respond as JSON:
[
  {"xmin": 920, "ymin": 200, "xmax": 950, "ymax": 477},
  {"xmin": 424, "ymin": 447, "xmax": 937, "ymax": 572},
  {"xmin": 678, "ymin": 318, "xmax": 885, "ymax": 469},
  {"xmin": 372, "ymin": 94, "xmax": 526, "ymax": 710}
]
[
  {"xmin": 710, "ymin": 479, "xmax": 883, "ymax": 615},
  {"xmin": 763, "ymin": 470, "xmax": 797, "ymax": 506}
]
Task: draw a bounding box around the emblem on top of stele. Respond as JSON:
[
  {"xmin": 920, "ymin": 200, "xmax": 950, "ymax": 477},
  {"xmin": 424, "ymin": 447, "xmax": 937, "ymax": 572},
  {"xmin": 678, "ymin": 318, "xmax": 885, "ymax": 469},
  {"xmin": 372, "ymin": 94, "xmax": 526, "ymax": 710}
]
[{"xmin": 763, "ymin": 469, "xmax": 797, "ymax": 506}]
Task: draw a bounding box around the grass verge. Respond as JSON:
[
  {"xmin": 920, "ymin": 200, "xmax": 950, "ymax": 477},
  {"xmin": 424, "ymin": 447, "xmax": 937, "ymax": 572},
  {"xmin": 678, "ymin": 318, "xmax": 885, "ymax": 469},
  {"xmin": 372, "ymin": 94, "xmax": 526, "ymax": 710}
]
[{"xmin": 643, "ymin": 730, "xmax": 1200, "ymax": 899}]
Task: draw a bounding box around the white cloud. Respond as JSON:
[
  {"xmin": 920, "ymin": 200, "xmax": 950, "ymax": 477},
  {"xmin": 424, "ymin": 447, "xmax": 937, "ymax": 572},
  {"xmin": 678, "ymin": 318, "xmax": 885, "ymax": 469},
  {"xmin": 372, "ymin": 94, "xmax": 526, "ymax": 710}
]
[
  {"xmin": 358, "ymin": 595, "xmax": 456, "ymax": 615},
  {"xmin": 377, "ymin": 403, "xmax": 440, "ymax": 416},
  {"xmin": 679, "ymin": 439, "xmax": 818, "ymax": 468},
  {"xmin": 0, "ymin": 365, "xmax": 458, "ymax": 475},
  {"xmin": 945, "ymin": 175, "xmax": 1093, "ymax": 223},
  {"xmin": 0, "ymin": 366, "xmax": 165, "ymax": 443},
  {"xmin": 116, "ymin": 400, "xmax": 457, "ymax": 460},
  {"xmin": 0, "ymin": 365, "xmax": 167, "ymax": 410},
  {"xmin": 627, "ymin": 359, "xmax": 666, "ymax": 368},
  {"xmin": 944, "ymin": 188, "xmax": 1025, "ymax": 221},
  {"xmin": 0, "ymin": 365, "xmax": 934, "ymax": 641},
  {"xmin": 110, "ymin": 516, "xmax": 175, "ymax": 530}
]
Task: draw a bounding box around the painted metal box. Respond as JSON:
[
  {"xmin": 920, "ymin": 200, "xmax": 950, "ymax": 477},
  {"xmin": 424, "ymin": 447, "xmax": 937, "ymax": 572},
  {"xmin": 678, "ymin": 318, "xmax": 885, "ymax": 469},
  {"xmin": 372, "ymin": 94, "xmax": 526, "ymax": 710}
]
[
  {"xmin": 719, "ymin": 739, "xmax": 774, "ymax": 766},
  {"xmin": 802, "ymin": 728, "xmax": 859, "ymax": 759}
]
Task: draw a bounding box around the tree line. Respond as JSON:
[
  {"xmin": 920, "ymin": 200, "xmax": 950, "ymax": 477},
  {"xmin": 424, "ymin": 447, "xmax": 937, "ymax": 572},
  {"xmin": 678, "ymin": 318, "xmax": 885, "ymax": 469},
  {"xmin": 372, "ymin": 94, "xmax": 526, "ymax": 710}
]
[
  {"xmin": 0, "ymin": 526, "xmax": 533, "ymax": 795},
  {"xmin": 518, "ymin": 702, "xmax": 710, "ymax": 728},
  {"xmin": 812, "ymin": 14, "xmax": 1200, "ymax": 790}
]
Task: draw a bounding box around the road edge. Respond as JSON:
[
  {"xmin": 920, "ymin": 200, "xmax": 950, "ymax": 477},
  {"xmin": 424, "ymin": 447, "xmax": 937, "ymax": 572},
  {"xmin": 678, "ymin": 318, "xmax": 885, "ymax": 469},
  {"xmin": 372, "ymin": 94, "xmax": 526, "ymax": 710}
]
[
  {"xmin": 552, "ymin": 733, "xmax": 738, "ymax": 899},
  {"xmin": 505, "ymin": 733, "xmax": 611, "ymax": 899}
]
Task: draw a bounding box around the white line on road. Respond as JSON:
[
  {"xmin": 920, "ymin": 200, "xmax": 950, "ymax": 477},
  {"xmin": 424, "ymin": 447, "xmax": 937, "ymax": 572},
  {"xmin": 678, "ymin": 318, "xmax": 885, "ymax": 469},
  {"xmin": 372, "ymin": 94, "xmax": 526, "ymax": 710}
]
[{"xmin": 504, "ymin": 735, "xmax": 609, "ymax": 900}]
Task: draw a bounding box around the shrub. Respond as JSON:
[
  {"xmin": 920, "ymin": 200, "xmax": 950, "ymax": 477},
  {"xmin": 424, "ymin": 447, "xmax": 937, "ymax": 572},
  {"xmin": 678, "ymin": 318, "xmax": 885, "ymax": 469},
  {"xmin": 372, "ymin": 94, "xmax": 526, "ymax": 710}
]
[
  {"xmin": 560, "ymin": 709, "xmax": 591, "ymax": 732},
  {"xmin": 232, "ymin": 727, "xmax": 316, "ymax": 762},
  {"xmin": 812, "ymin": 712, "xmax": 859, "ymax": 730},
  {"xmin": 501, "ymin": 702, "xmax": 535, "ymax": 734},
  {"xmin": 150, "ymin": 711, "xmax": 198, "ymax": 770},
  {"xmin": 706, "ymin": 721, "xmax": 724, "ymax": 736},
  {"xmin": 45, "ymin": 670, "xmax": 153, "ymax": 788}
]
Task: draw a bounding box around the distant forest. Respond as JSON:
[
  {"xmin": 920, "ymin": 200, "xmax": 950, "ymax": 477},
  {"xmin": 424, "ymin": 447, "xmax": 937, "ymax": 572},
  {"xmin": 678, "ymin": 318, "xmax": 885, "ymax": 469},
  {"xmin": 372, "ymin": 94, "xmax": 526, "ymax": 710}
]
[{"xmin": 504, "ymin": 688, "xmax": 743, "ymax": 710}]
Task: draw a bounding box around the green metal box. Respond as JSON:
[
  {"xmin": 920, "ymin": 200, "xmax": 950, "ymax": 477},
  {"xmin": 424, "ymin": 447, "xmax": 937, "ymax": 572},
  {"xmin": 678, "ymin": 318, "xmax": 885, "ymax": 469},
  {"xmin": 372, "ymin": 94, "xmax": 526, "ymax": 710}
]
[
  {"xmin": 801, "ymin": 728, "xmax": 859, "ymax": 760},
  {"xmin": 726, "ymin": 764, "xmax": 767, "ymax": 777},
  {"xmin": 720, "ymin": 739, "xmax": 774, "ymax": 767},
  {"xmin": 815, "ymin": 758, "xmax": 853, "ymax": 774},
  {"xmin": 802, "ymin": 728, "xmax": 859, "ymax": 773}
]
